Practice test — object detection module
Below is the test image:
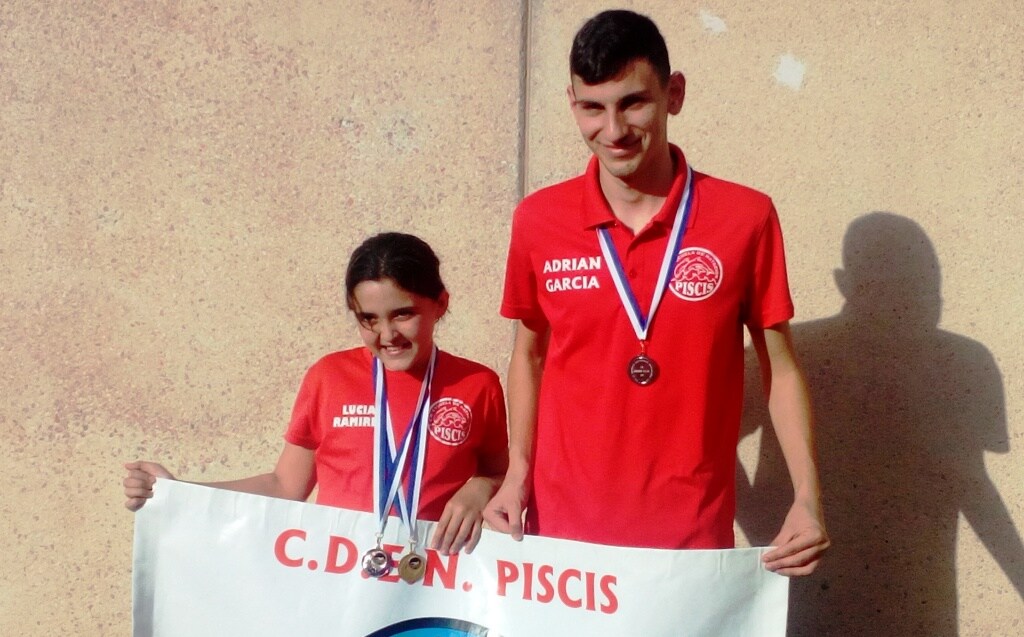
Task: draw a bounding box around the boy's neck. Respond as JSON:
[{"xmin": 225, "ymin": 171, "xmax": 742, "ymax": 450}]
[{"xmin": 599, "ymin": 150, "xmax": 676, "ymax": 234}]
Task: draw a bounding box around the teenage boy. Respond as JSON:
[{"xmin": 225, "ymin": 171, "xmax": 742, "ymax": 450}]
[{"xmin": 484, "ymin": 9, "xmax": 828, "ymax": 576}]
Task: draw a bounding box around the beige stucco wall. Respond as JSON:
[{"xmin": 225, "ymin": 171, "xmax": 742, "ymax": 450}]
[{"xmin": 1, "ymin": 1, "xmax": 1020, "ymax": 635}]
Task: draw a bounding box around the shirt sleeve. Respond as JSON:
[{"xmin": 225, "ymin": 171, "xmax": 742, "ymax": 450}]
[
  {"xmin": 283, "ymin": 364, "xmax": 322, "ymax": 450},
  {"xmin": 476, "ymin": 370, "xmax": 509, "ymax": 474},
  {"xmin": 500, "ymin": 203, "xmax": 546, "ymax": 321},
  {"xmin": 744, "ymin": 202, "xmax": 795, "ymax": 329}
]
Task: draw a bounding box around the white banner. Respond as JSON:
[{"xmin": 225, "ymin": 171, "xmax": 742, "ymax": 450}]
[{"xmin": 132, "ymin": 480, "xmax": 788, "ymax": 636}]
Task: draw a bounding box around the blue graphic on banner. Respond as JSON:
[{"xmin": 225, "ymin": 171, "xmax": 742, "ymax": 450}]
[{"xmin": 365, "ymin": 617, "xmax": 495, "ymax": 637}]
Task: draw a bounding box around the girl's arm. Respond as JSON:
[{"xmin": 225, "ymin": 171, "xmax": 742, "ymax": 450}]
[{"xmin": 123, "ymin": 442, "xmax": 316, "ymax": 511}]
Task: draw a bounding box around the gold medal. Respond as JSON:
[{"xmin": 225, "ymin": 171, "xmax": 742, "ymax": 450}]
[{"xmin": 398, "ymin": 551, "xmax": 426, "ymax": 583}]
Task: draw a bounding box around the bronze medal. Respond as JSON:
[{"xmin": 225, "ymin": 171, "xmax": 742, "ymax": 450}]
[
  {"xmin": 628, "ymin": 353, "xmax": 659, "ymax": 385},
  {"xmin": 361, "ymin": 547, "xmax": 393, "ymax": 578},
  {"xmin": 398, "ymin": 551, "xmax": 426, "ymax": 583}
]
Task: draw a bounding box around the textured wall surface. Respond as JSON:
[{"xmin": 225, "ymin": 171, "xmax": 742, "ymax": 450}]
[
  {"xmin": 2, "ymin": 1, "xmax": 1021, "ymax": 635},
  {"xmin": 1, "ymin": 1, "xmax": 523, "ymax": 634}
]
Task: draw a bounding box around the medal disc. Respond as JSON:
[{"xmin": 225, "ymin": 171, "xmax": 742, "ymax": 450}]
[
  {"xmin": 627, "ymin": 354, "xmax": 659, "ymax": 385},
  {"xmin": 398, "ymin": 551, "xmax": 426, "ymax": 583},
  {"xmin": 362, "ymin": 547, "xmax": 393, "ymax": 578}
]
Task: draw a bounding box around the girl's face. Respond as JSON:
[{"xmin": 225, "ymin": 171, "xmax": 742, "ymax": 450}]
[{"xmin": 350, "ymin": 278, "xmax": 448, "ymax": 374}]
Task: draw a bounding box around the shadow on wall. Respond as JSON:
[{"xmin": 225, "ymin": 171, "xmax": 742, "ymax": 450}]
[{"xmin": 736, "ymin": 212, "xmax": 1024, "ymax": 636}]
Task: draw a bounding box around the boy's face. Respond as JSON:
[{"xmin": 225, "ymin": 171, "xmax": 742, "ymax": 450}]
[{"xmin": 568, "ymin": 59, "xmax": 684, "ymax": 185}]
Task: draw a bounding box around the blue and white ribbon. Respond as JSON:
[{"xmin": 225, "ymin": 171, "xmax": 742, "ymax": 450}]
[
  {"xmin": 596, "ymin": 164, "xmax": 693, "ymax": 341},
  {"xmin": 371, "ymin": 346, "xmax": 436, "ymax": 547}
]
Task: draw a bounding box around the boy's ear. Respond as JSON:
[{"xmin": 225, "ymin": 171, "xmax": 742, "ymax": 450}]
[{"xmin": 667, "ymin": 71, "xmax": 686, "ymax": 115}]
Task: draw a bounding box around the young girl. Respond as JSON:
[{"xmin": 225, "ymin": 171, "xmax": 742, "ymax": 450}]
[{"xmin": 124, "ymin": 232, "xmax": 509, "ymax": 564}]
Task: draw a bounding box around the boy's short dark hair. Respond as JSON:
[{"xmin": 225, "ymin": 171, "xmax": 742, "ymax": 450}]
[{"xmin": 570, "ymin": 10, "xmax": 671, "ymax": 86}]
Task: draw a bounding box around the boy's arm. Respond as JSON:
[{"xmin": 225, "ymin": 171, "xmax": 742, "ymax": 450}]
[
  {"xmin": 750, "ymin": 321, "xmax": 830, "ymax": 575},
  {"xmin": 483, "ymin": 318, "xmax": 549, "ymax": 540}
]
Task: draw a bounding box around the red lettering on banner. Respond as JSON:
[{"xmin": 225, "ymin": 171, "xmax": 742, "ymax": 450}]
[
  {"xmin": 274, "ymin": 529, "xmax": 306, "ymax": 568},
  {"xmin": 378, "ymin": 544, "xmax": 404, "ymax": 583},
  {"xmin": 558, "ymin": 569, "xmax": 583, "ymax": 609},
  {"xmin": 536, "ymin": 564, "xmax": 555, "ymax": 603},
  {"xmin": 324, "ymin": 535, "xmax": 358, "ymax": 574},
  {"xmin": 271, "ymin": 529, "xmax": 614, "ymax": 611},
  {"xmin": 496, "ymin": 560, "xmax": 518, "ymax": 596},
  {"xmin": 494, "ymin": 560, "xmax": 618, "ymax": 614},
  {"xmin": 585, "ymin": 571, "xmax": 596, "ymax": 611},
  {"xmin": 600, "ymin": 575, "xmax": 619, "ymax": 614},
  {"xmin": 272, "ymin": 530, "xmax": 465, "ymax": 590},
  {"xmin": 424, "ymin": 549, "xmax": 459, "ymax": 590}
]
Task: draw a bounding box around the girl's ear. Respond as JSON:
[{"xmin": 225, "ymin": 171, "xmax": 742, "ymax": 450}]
[{"xmin": 437, "ymin": 290, "xmax": 450, "ymax": 317}]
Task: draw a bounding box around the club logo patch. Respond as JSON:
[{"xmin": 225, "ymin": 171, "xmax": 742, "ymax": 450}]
[
  {"xmin": 429, "ymin": 398, "xmax": 472, "ymax": 446},
  {"xmin": 669, "ymin": 247, "xmax": 723, "ymax": 301}
]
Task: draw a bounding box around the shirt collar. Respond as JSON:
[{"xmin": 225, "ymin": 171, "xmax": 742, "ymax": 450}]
[{"xmin": 580, "ymin": 144, "xmax": 693, "ymax": 231}]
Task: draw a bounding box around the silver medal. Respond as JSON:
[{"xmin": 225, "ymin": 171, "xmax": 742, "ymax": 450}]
[{"xmin": 362, "ymin": 547, "xmax": 393, "ymax": 578}]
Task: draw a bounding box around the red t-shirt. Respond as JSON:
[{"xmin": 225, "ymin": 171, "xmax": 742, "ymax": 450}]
[
  {"xmin": 501, "ymin": 145, "xmax": 793, "ymax": 548},
  {"xmin": 284, "ymin": 347, "xmax": 508, "ymax": 521}
]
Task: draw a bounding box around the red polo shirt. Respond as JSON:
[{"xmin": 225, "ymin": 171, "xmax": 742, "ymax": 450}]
[
  {"xmin": 284, "ymin": 347, "xmax": 508, "ymax": 521},
  {"xmin": 501, "ymin": 145, "xmax": 793, "ymax": 548}
]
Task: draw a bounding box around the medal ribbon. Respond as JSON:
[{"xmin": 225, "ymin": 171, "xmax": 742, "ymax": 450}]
[
  {"xmin": 596, "ymin": 163, "xmax": 693, "ymax": 341},
  {"xmin": 372, "ymin": 346, "xmax": 436, "ymax": 546}
]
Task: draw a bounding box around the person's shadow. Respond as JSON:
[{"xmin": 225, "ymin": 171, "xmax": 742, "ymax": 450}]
[{"xmin": 736, "ymin": 212, "xmax": 1023, "ymax": 636}]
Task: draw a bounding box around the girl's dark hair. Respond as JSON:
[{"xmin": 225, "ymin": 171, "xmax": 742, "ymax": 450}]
[
  {"xmin": 570, "ymin": 10, "xmax": 671, "ymax": 86},
  {"xmin": 344, "ymin": 232, "xmax": 446, "ymax": 308}
]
